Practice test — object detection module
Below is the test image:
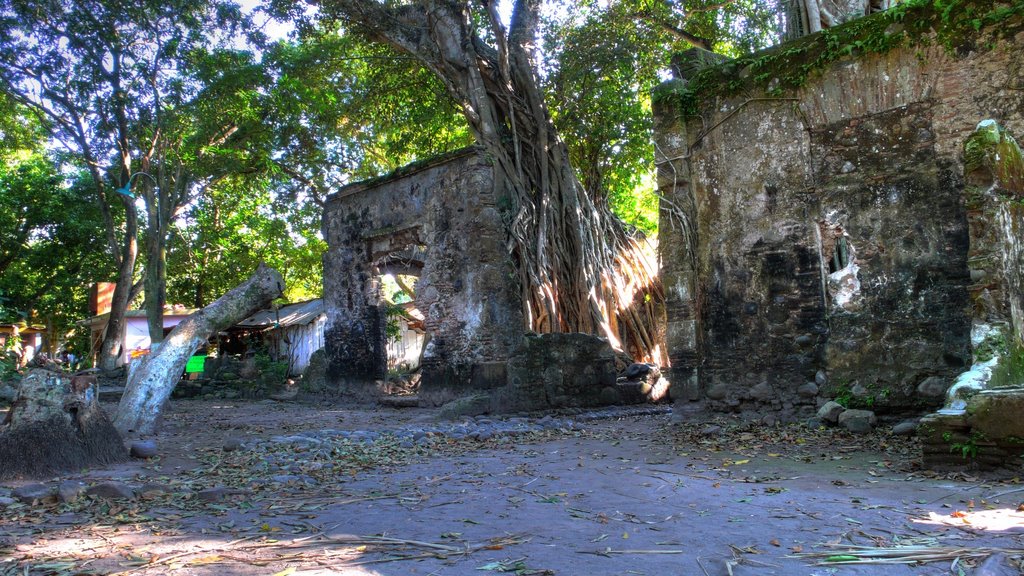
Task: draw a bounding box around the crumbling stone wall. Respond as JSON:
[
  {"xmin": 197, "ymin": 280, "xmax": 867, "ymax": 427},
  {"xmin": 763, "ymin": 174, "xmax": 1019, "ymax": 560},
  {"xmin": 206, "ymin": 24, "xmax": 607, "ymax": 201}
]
[
  {"xmin": 655, "ymin": 17, "xmax": 1024, "ymax": 418},
  {"xmin": 322, "ymin": 148, "xmax": 522, "ymax": 398}
]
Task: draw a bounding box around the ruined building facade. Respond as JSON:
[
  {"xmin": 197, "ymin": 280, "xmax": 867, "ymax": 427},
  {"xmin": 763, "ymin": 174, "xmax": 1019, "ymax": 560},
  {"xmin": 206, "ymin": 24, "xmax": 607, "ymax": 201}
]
[
  {"xmin": 322, "ymin": 149, "xmax": 523, "ymax": 402},
  {"xmin": 655, "ymin": 9, "xmax": 1024, "ymax": 419},
  {"xmin": 323, "ymin": 5, "xmax": 1023, "ymax": 418}
]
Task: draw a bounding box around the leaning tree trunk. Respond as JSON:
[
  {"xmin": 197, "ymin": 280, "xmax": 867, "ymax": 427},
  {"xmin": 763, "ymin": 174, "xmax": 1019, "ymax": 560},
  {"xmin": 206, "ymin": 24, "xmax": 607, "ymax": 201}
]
[
  {"xmin": 0, "ymin": 370, "xmax": 126, "ymax": 479},
  {"xmin": 324, "ymin": 0, "xmax": 665, "ymax": 363},
  {"xmin": 113, "ymin": 264, "xmax": 284, "ymax": 436}
]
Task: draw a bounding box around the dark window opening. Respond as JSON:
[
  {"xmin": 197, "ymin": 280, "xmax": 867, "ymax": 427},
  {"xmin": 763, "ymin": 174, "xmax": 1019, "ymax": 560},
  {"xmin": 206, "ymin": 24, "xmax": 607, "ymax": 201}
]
[{"xmin": 829, "ymin": 237, "xmax": 850, "ymax": 274}]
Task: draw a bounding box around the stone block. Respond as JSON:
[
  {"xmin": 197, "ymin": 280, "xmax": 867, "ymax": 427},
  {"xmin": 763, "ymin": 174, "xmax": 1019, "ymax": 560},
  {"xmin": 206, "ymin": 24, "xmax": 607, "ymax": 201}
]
[
  {"xmin": 130, "ymin": 440, "xmax": 158, "ymax": 459},
  {"xmin": 817, "ymin": 401, "xmax": 845, "ymax": 424},
  {"xmin": 838, "ymin": 409, "xmax": 877, "ymax": 434},
  {"xmin": 968, "ymin": 389, "xmax": 1024, "ymax": 441},
  {"xmin": 85, "ymin": 481, "xmax": 135, "ymax": 500},
  {"xmin": 57, "ymin": 480, "xmax": 86, "ymax": 503},
  {"xmin": 12, "ymin": 483, "xmax": 55, "ymax": 504},
  {"xmin": 797, "ymin": 382, "xmax": 819, "ymax": 397},
  {"xmin": 892, "ymin": 420, "xmax": 919, "ymax": 436}
]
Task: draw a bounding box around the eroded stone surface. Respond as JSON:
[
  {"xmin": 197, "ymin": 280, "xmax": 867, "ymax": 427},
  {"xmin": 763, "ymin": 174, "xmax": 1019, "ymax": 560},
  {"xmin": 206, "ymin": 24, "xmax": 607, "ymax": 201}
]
[
  {"xmin": 322, "ymin": 149, "xmax": 522, "ymax": 402},
  {"xmin": 655, "ymin": 21, "xmax": 1024, "ymax": 416}
]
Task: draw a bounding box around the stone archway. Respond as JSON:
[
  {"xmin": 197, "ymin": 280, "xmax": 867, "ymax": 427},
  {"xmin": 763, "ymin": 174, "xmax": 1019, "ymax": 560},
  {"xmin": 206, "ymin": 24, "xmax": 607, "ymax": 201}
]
[{"xmin": 322, "ymin": 148, "xmax": 523, "ymax": 401}]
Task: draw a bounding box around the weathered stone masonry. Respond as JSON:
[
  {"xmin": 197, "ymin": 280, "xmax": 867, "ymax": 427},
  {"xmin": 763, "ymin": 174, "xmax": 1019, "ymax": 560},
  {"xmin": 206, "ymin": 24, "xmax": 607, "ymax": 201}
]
[
  {"xmin": 322, "ymin": 148, "xmax": 523, "ymax": 400},
  {"xmin": 655, "ymin": 18, "xmax": 1024, "ymax": 418}
]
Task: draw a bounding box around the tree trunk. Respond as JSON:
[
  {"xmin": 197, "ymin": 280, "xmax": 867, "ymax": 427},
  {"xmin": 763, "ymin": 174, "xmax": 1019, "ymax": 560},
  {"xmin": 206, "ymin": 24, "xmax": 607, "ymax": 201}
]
[
  {"xmin": 0, "ymin": 369, "xmax": 126, "ymax": 479},
  {"xmin": 113, "ymin": 264, "xmax": 284, "ymax": 436},
  {"xmin": 97, "ymin": 197, "xmax": 139, "ymax": 372},
  {"xmin": 144, "ymin": 231, "xmax": 167, "ymax": 347},
  {"xmin": 324, "ymin": 0, "xmax": 665, "ymax": 363}
]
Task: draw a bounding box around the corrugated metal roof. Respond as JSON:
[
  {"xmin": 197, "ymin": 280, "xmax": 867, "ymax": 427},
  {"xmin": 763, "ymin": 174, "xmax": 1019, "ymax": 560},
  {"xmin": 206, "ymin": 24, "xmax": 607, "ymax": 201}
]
[{"xmin": 236, "ymin": 299, "xmax": 324, "ymax": 328}]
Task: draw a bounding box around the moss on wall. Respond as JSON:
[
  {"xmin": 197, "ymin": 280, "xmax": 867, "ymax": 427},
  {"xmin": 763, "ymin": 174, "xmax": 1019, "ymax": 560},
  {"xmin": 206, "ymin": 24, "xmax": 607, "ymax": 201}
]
[{"xmin": 653, "ymin": 0, "xmax": 1024, "ymax": 119}]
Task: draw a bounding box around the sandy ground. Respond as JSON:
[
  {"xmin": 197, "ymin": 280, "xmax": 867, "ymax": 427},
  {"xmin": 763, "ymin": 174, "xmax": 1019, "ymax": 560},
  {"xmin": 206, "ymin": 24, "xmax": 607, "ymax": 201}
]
[{"xmin": 2, "ymin": 398, "xmax": 1024, "ymax": 575}]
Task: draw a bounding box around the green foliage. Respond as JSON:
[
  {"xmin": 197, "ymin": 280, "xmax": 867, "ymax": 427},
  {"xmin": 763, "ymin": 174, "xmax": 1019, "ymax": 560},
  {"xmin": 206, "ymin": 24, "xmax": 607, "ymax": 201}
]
[
  {"xmin": 254, "ymin": 351, "xmax": 289, "ymax": 388},
  {"xmin": 989, "ymin": 344, "xmax": 1024, "ymax": 389},
  {"xmin": 0, "ymin": 102, "xmax": 109, "ymax": 347},
  {"xmin": 382, "ymin": 301, "xmax": 406, "ymax": 341},
  {"xmin": 543, "ymin": 4, "xmax": 664, "ymax": 234},
  {"xmin": 974, "ymin": 328, "xmax": 1009, "ymax": 362},
  {"xmin": 167, "ymin": 175, "xmax": 325, "ymax": 306},
  {"xmin": 661, "ymin": 0, "xmax": 1024, "ymax": 120},
  {"xmin": 964, "ymin": 120, "xmax": 1024, "ymax": 195},
  {"xmin": 831, "ymin": 382, "xmax": 876, "ymax": 409},
  {"xmin": 950, "ymin": 431, "xmax": 986, "ymax": 459}
]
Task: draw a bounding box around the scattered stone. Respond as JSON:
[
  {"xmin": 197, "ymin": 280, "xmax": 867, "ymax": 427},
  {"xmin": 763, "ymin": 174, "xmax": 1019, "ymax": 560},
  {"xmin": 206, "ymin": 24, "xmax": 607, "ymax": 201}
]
[
  {"xmin": 817, "ymin": 401, "xmax": 845, "ymax": 424},
  {"xmin": 270, "ymin": 474, "xmax": 314, "ymax": 485},
  {"xmin": 706, "ymin": 384, "xmax": 729, "ymax": 401},
  {"xmin": 85, "ymin": 481, "xmax": 135, "ymax": 500},
  {"xmin": 223, "ymin": 437, "xmax": 246, "ymax": 452},
  {"xmin": 57, "ymin": 480, "xmax": 86, "ymax": 503},
  {"xmin": 270, "ymin": 435, "xmax": 322, "ymax": 448},
  {"xmin": 797, "ymin": 382, "xmax": 819, "ymax": 398},
  {"xmin": 0, "ymin": 496, "xmax": 15, "ymax": 507},
  {"xmin": 12, "ymin": 483, "xmax": 55, "ymax": 504},
  {"xmin": 130, "ymin": 440, "xmax": 159, "ymax": 459},
  {"xmin": 838, "ymin": 409, "xmax": 877, "ymax": 434},
  {"xmin": 438, "ymin": 394, "xmax": 492, "ymax": 419},
  {"xmin": 815, "ymin": 370, "xmax": 828, "ymax": 387},
  {"xmin": 892, "ymin": 420, "xmax": 918, "ymax": 436},
  {"xmin": 699, "ymin": 424, "xmax": 723, "ymax": 436},
  {"xmin": 794, "ymin": 334, "xmax": 814, "ymax": 346},
  {"xmin": 748, "ymin": 382, "xmax": 773, "ymax": 402},
  {"xmin": 139, "ymin": 483, "xmax": 172, "ymax": 496},
  {"xmin": 805, "ymin": 417, "xmax": 824, "ymax": 429},
  {"xmin": 379, "ymin": 395, "xmax": 419, "ymax": 408},
  {"xmin": 197, "ymin": 486, "xmax": 232, "ymax": 503}
]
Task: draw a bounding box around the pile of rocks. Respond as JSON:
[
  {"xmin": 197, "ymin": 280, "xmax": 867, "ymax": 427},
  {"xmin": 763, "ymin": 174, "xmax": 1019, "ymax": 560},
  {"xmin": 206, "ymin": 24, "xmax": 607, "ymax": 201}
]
[
  {"xmin": 811, "ymin": 401, "xmax": 878, "ymax": 433},
  {"xmin": 808, "ymin": 400, "xmax": 920, "ymax": 436}
]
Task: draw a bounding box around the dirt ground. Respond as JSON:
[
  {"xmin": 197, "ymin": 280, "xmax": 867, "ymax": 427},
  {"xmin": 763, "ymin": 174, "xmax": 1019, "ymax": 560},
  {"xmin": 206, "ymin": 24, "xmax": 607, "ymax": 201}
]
[{"xmin": 2, "ymin": 398, "xmax": 1024, "ymax": 576}]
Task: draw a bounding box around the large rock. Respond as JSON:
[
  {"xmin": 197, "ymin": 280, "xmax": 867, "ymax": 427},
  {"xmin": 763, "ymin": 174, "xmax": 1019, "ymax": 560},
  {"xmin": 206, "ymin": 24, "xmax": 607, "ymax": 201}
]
[
  {"xmin": 12, "ymin": 483, "xmax": 56, "ymax": 504},
  {"xmin": 130, "ymin": 440, "xmax": 159, "ymax": 459},
  {"xmin": 85, "ymin": 481, "xmax": 135, "ymax": 500},
  {"xmin": 838, "ymin": 409, "xmax": 877, "ymax": 434},
  {"xmin": 817, "ymin": 401, "xmax": 845, "ymax": 424}
]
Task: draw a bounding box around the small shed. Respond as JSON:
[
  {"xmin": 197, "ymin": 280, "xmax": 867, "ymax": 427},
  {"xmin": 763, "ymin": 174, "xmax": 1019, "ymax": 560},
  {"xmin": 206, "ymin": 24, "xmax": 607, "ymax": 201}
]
[
  {"xmin": 233, "ymin": 299, "xmax": 326, "ymax": 376},
  {"xmin": 0, "ymin": 323, "xmax": 46, "ymax": 367},
  {"xmin": 83, "ymin": 306, "xmax": 196, "ymax": 367}
]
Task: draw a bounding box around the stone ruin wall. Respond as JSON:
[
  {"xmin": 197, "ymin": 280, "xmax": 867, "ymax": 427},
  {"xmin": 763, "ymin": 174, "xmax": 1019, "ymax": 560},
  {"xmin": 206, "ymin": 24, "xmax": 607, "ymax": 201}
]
[
  {"xmin": 655, "ymin": 20, "xmax": 1024, "ymax": 421},
  {"xmin": 322, "ymin": 148, "xmax": 523, "ymax": 402}
]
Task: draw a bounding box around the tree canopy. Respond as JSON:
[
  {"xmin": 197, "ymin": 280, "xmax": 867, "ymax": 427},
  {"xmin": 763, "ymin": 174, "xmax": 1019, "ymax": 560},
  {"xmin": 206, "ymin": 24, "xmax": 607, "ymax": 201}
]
[{"xmin": 0, "ymin": 0, "xmax": 788, "ymax": 363}]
